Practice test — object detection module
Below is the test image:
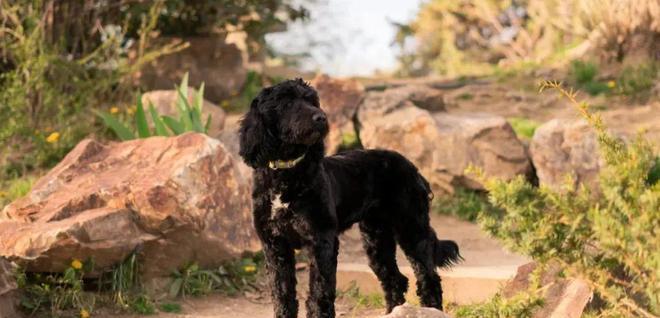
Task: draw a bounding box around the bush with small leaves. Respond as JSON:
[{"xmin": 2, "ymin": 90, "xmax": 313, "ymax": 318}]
[{"xmin": 470, "ymin": 81, "xmax": 659, "ymax": 317}]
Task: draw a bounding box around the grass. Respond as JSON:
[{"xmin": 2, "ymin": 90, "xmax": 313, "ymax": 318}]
[
  {"xmin": 433, "ymin": 187, "xmax": 494, "ymax": 222},
  {"xmin": 100, "ymin": 252, "xmax": 142, "ymax": 308},
  {"xmin": 448, "ymin": 264, "xmax": 547, "ymax": 318},
  {"xmin": 338, "ymin": 280, "xmax": 385, "ymax": 314},
  {"xmin": 569, "ymin": 60, "xmax": 611, "ymax": 96},
  {"xmin": 130, "ymin": 295, "xmax": 156, "ymax": 315},
  {"xmin": 508, "ymin": 117, "xmax": 540, "ymax": 140},
  {"xmin": 159, "ymin": 302, "xmax": 182, "ymax": 313},
  {"xmin": 451, "ymin": 293, "xmax": 544, "ymax": 318},
  {"xmin": 0, "ymin": 175, "xmax": 36, "ymax": 208},
  {"xmin": 616, "ymin": 63, "xmax": 658, "ymax": 98},
  {"xmin": 456, "ymin": 92, "xmax": 474, "ymax": 100},
  {"xmin": 169, "ymin": 254, "xmax": 264, "ymax": 298},
  {"xmin": 16, "ymin": 259, "xmax": 94, "ymax": 316}
]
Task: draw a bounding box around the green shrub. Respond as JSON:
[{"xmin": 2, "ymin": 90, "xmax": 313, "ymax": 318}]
[
  {"xmin": 508, "ymin": 117, "xmax": 540, "ymax": 140},
  {"xmin": 454, "ymin": 292, "xmax": 544, "ymax": 318},
  {"xmin": 616, "ymin": 63, "xmax": 659, "ymax": 97},
  {"xmin": 96, "ymin": 73, "xmax": 211, "ymax": 140},
  {"xmin": 169, "ymin": 255, "xmax": 263, "ymax": 298},
  {"xmin": 130, "ymin": 295, "xmax": 156, "ymax": 315},
  {"xmin": 569, "ymin": 60, "xmax": 611, "ymax": 96},
  {"xmin": 471, "ymin": 81, "xmax": 659, "ymax": 317},
  {"xmin": 159, "ymin": 302, "xmax": 182, "ymax": 313},
  {"xmin": 394, "ymin": 0, "xmax": 659, "ymax": 77},
  {"xmin": 0, "ymin": 1, "xmax": 185, "ymax": 179},
  {"xmin": 433, "ymin": 188, "xmax": 495, "ymax": 223},
  {"xmin": 17, "ymin": 259, "xmax": 94, "ymax": 316},
  {"xmin": 570, "ymin": 60, "xmax": 598, "ymax": 85}
]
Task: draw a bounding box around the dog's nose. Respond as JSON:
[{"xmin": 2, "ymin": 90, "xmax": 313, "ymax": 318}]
[{"xmin": 313, "ymin": 113, "xmax": 327, "ymax": 123}]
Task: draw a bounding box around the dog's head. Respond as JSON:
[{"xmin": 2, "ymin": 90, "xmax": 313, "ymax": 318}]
[{"xmin": 238, "ymin": 78, "xmax": 329, "ymax": 168}]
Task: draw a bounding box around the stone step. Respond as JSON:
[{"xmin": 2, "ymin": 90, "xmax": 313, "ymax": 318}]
[{"xmin": 337, "ymin": 263, "xmax": 519, "ymax": 305}]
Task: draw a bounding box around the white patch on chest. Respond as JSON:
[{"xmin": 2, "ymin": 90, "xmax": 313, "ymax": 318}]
[{"xmin": 270, "ymin": 192, "xmax": 289, "ymax": 218}]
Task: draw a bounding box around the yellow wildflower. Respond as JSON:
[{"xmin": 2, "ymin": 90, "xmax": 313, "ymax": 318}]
[
  {"xmin": 126, "ymin": 107, "xmax": 136, "ymax": 115},
  {"xmin": 607, "ymin": 80, "xmax": 616, "ymax": 88},
  {"xmin": 71, "ymin": 259, "xmax": 83, "ymax": 270},
  {"xmin": 46, "ymin": 132, "xmax": 60, "ymax": 143},
  {"xmin": 110, "ymin": 106, "xmax": 120, "ymax": 114},
  {"xmin": 243, "ymin": 265, "xmax": 257, "ymax": 273},
  {"xmin": 221, "ymin": 100, "xmax": 230, "ymax": 108},
  {"xmin": 80, "ymin": 308, "xmax": 90, "ymax": 318}
]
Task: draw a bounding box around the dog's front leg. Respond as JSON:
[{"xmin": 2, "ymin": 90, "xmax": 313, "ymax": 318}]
[
  {"xmin": 306, "ymin": 232, "xmax": 339, "ymax": 318},
  {"xmin": 263, "ymin": 238, "xmax": 298, "ymax": 318}
]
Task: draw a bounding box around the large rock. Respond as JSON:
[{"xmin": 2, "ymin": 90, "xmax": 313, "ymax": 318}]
[
  {"xmin": 433, "ymin": 113, "xmax": 531, "ymax": 190},
  {"xmin": 380, "ymin": 303, "xmax": 451, "ymax": 318},
  {"xmin": 0, "ymin": 258, "xmax": 20, "ymax": 318},
  {"xmin": 141, "ymin": 89, "xmax": 227, "ymax": 136},
  {"xmin": 503, "ymin": 262, "xmax": 593, "ymax": 318},
  {"xmin": 358, "ymin": 88, "xmax": 530, "ymax": 194},
  {"xmin": 530, "ymin": 119, "xmax": 602, "ymax": 190},
  {"xmin": 0, "ymin": 133, "xmax": 259, "ymax": 279},
  {"xmin": 139, "ymin": 36, "xmax": 247, "ymax": 103},
  {"xmin": 358, "ymin": 85, "xmax": 445, "ymax": 121},
  {"xmin": 310, "ymin": 74, "xmax": 365, "ymax": 154}
]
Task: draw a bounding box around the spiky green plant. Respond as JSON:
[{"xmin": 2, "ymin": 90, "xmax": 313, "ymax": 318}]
[{"xmin": 96, "ymin": 73, "xmax": 212, "ymax": 140}]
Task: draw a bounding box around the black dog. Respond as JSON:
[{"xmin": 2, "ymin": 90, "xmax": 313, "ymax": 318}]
[{"xmin": 238, "ymin": 79, "xmax": 460, "ymax": 318}]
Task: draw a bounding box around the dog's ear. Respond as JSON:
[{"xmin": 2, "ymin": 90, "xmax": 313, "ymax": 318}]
[{"xmin": 238, "ymin": 96, "xmax": 276, "ymax": 168}]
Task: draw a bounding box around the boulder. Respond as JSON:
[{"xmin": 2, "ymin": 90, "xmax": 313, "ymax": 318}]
[
  {"xmin": 381, "ymin": 303, "xmax": 451, "ymax": 318},
  {"xmin": 503, "ymin": 262, "xmax": 593, "ymax": 318},
  {"xmin": 358, "ymin": 103, "xmax": 454, "ymax": 194},
  {"xmin": 0, "ymin": 133, "xmax": 260, "ymax": 279},
  {"xmin": 0, "ymin": 258, "xmax": 20, "ymax": 318},
  {"xmin": 358, "ymin": 88, "xmax": 530, "ymax": 194},
  {"xmin": 138, "ymin": 36, "xmax": 247, "ymax": 103},
  {"xmin": 141, "ymin": 89, "xmax": 227, "ymax": 137},
  {"xmin": 530, "ymin": 119, "xmax": 602, "ymax": 190},
  {"xmin": 216, "ymin": 132, "xmax": 251, "ymax": 181},
  {"xmin": 310, "ymin": 74, "xmax": 365, "ymax": 154},
  {"xmin": 433, "ymin": 113, "xmax": 532, "ymax": 190},
  {"xmin": 359, "ymin": 85, "xmax": 445, "ymax": 120}
]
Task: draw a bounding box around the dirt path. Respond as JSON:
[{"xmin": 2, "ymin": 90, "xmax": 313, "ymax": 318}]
[{"xmin": 100, "ymin": 214, "xmax": 527, "ymax": 318}]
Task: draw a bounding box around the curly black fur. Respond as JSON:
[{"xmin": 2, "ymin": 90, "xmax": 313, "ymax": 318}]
[{"xmin": 238, "ymin": 79, "xmax": 461, "ymax": 318}]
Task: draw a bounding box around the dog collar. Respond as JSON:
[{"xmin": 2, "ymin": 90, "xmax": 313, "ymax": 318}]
[{"xmin": 268, "ymin": 154, "xmax": 306, "ymax": 170}]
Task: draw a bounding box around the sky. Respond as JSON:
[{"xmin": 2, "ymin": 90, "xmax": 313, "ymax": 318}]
[{"xmin": 266, "ymin": 0, "xmax": 424, "ymax": 77}]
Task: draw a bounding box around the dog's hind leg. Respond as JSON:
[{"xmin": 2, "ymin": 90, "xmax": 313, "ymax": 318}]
[
  {"xmin": 395, "ymin": 217, "xmax": 445, "ymax": 310},
  {"xmin": 359, "ymin": 220, "xmax": 408, "ymax": 313}
]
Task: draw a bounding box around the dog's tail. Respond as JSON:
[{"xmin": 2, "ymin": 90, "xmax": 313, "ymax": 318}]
[
  {"xmin": 433, "ymin": 239, "xmax": 462, "ymax": 268},
  {"xmin": 414, "ymin": 171, "xmax": 461, "ymax": 267}
]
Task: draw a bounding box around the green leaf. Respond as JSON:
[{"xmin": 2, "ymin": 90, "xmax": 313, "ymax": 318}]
[
  {"xmin": 135, "ymin": 94, "xmax": 151, "ymax": 138},
  {"xmin": 195, "ymin": 82, "xmax": 205, "ymax": 113},
  {"xmin": 176, "ymin": 87, "xmax": 194, "ymax": 131},
  {"xmin": 204, "ymin": 114, "xmax": 212, "ymax": 133},
  {"xmin": 94, "ymin": 110, "xmax": 135, "ymax": 140},
  {"xmin": 191, "ymin": 107, "xmax": 204, "ymax": 133},
  {"xmin": 179, "ymin": 72, "xmax": 189, "ymax": 103},
  {"xmin": 162, "ymin": 115, "xmax": 184, "ymax": 135},
  {"xmin": 169, "ymin": 278, "xmax": 183, "ymax": 298},
  {"xmin": 148, "ymin": 103, "xmax": 170, "ymax": 137}
]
